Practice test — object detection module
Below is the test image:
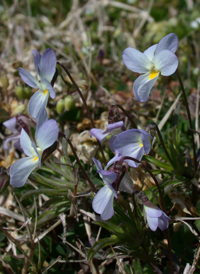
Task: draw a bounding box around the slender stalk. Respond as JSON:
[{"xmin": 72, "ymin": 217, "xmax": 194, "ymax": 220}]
[
  {"xmin": 112, "ymin": 104, "xmax": 138, "ymax": 129},
  {"xmin": 61, "ymin": 134, "xmax": 97, "ymax": 193},
  {"xmin": 165, "ymin": 228, "xmax": 174, "ymax": 274},
  {"xmin": 176, "ymin": 69, "xmax": 197, "ymax": 172},
  {"xmin": 57, "ymin": 62, "xmax": 107, "ymax": 165},
  {"xmin": 152, "ymin": 123, "xmax": 174, "ymax": 167}
]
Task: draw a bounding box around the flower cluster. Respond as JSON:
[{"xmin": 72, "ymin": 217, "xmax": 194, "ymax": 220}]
[{"xmin": 3, "ymin": 49, "xmax": 59, "ymax": 188}]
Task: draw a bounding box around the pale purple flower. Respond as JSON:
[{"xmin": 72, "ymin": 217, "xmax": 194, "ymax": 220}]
[
  {"xmin": 144, "ymin": 204, "xmax": 170, "ymax": 231},
  {"xmin": 92, "ymin": 158, "xmax": 118, "ymax": 220},
  {"xmin": 18, "ymin": 48, "xmax": 57, "ymax": 121},
  {"xmin": 3, "ymin": 115, "xmax": 30, "ymax": 151},
  {"xmin": 90, "ymin": 121, "xmax": 124, "ymax": 143},
  {"xmin": 107, "ymin": 129, "xmax": 152, "ymax": 168},
  {"xmin": 122, "ymin": 33, "xmax": 179, "ymax": 102},
  {"xmin": 10, "ymin": 119, "xmax": 59, "ymax": 188}
]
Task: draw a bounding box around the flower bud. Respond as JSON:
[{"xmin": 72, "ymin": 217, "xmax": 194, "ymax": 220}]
[
  {"xmin": 64, "ymin": 95, "xmax": 75, "ymax": 111},
  {"xmin": 24, "ymin": 87, "xmax": 32, "ymax": 99},
  {"xmin": 15, "ymin": 86, "xmax": 25, "ymax": 100},
  {"xmin": 56, "ymin": 99, "xmax": 65, "ymax": 114}
]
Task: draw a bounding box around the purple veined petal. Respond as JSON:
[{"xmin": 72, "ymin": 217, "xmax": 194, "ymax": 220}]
[
  {"xmin": 10, "ymin": 156, "xmax": 39, "ymax": 187},
  {"xmin": 3, "ymin": 117, "xmax": 17, "ymax": 133},
  {"xmin": 144, "ymin": 205, "xmax": 162, "ymax": 218},
  {"xmin": 143, "ymin": 44, "xmax": 157, "ymax": 62},
  {"xmin": 28, "ymin": 90, "xmax": 49, "ymax": 121},
  {"xmin": 92, "ymin": 185, "xmax": 115, "ymax": 220},
  {"xmin": 36, "ymin": 108, "xmax": 48, "ymax": 132},
  {"xmin": 133, "ymin": 73, "xmax": 158, "ymax": 102},
  {"xmin": 3, "ymin": 133, "xmax": 20, "ymax": 150},
  {"xmin": 113, "ymin": 129, "xmax": 142, "ymax": 152},
  {"xmin": 40, "ymin": 78, "xmax": 56, "ymax": 99},
  {"xmin": 39, "ymin": 48, "xmax": 57, "ymax": 82},
  {"xmin": 18, "ymin": 68, "xmax": 39, "ymax": 88},
  {"xmin": 155, "ymin": 33, "xmax": 178, "ymax": 55},
  {"xmin": 92, "ymin": 158, "xmax": 103, "ymax": 172},
  {"xmin": 90, "ymin": 128, "xmax": 108, "ymax": 142},
  {"xmin": 124, "ymin": 146, "xmax": 144, "ymax": 167},
  {"xmin": 158, "ymin": 212, "xmax": 170, "ymax": 231},
  {"xmin": 32, "ymin": 50, "xmax": 41, "ymax": 76},
  {"xmin": 109, "ymin": 135, "xmax": 116, "ymax": 152},
  {"xmin": 35, "ymin": 119, "xmax": 59, "ymax": 151},
  {"xmin": 153, "ymin": 50, "xmax": 178, "ymax": 76},
  {"xmin": 141, "ymin": 131, "xmax": 152, "ymax": 154},
  {"xmin": 99, "ymin": 170, "xmax": 117, "ymax": 184},
  {"xmin": 106, "ymin": 151, "xmax": 122, "ymax": 169},
  {"xmin": 20, "ymin": 129, "xmax": 37, "ymax": 157},
  {"xmin": 122, "ymin": 47, "xmax": 152, "ymax": 73},
  {"xmin": 146, "ymin": 215, "xmax": 158, "ymax": 231}
]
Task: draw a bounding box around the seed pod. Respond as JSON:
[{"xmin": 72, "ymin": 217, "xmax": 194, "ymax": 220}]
[
  {"xmin": 0, "ymin": 74, "xmax": 9, "ymax": 89},
  {"xmin": 15, "ymin": 86, "xmax": 25, "ymax": 100},
  {"xmin": 64, "ymin": 95, "xmax": 74, "ymax": 111},
  {"xmin": 56, "ymin": 99, "xmax": 65, "ymax": 114},
  {"xmin": 24, "ymin": 87, "xmax": 32, "ymax": 99}
]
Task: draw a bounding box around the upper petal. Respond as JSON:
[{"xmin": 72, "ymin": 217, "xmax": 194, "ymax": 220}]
[
  {"xmin": 153, "ymin": 50, "xmax": 178, "ymax": 76},
  {"xmin": 10, "ymin": 156, "xmax": 38, "ymax": 187},
  {"xmin": 35, "ymin": 119, "xmax": 59, "ymax": 151},
  {"xmin": 28, "ymin": 90, "xmax": 49, "ymax": 121},
  {"xmin": 20, "ymin": 128, "xmax": 37, "ymax": 157},
  {"xmin": 155, "ymin": 33, "xmax": 178, "ymax": 55},
  {"xmin": 32, "ymin": 50, "xmax": 41, "ymax": 76},
  {"xmin": 143, "ymin": 44, "xmax": 157, "ymax": 62},
  {"xmin": 39, "ymin": 48, "xmax": 57, "ymax": 82},
  {"xmin": 122, "ymin": 47, "xmax": 152, "ymax": 73},
  {"xmin": 144, "ymin": 205, "xmax": 162, "ymax": 217},
  {"xmin": 3, "ymin": 117, "xmax": 17, "ymax": 133},
  {"xmin": 92, "ymin": 158, "xmax": 103, "ymax": 172},
  {"xmin": 18, "ymin": 68, "xmax": 39, "ymax": 88},
  {"xmin": 133, "ymin": 73, "xmax": 158, "ymax": 102}
]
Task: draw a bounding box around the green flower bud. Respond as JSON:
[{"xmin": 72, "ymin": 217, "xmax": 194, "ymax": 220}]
[
  {"xmin": 24, "ymin": 87, "xmax": 32, "ymax": 99},
  {"xmin": 64, "ymin": 95, "xmax": 75, "ymax": 111},
  {"xmin": 0, "ymin": 74, "xmax": 9, "ymax": 89},
  {"xmin": 56, "ymin": 99, "xmax": 65, "ymax": 114},
  {"xmin": 15, "ymin": 86, "xmax": 25, "ymax": 100}
]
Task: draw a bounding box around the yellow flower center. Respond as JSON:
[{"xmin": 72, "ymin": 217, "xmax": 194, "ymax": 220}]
[
  {"xmin": 33, "ymin": 156, "xmax": 38, "ymax": 162},
  {"xmin": 140, "ymin": 142, "xmax": 143, "ymax": 148},
  {"xmin": 43, "ymin": 89, "xmax": 48, "ymax": 95},
  {"xmin": 149, "ymin": 70, "xmax": 159, "ymax": 80}
]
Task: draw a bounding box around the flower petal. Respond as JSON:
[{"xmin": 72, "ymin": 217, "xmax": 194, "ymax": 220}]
[
  {"xmin": 39, "ymin": 48, "xmax": 57, "ymax": 82},
  {"xmin": 3, "ymin": 133, "xmax": 20, "ymax": 150},
  {"xmin": 146, "ymin": 215, "xmax": 158, "ymax": 231},
  {"xmin": 106, "ymin": 151, "xmax": 122, "ymax": 168},
  {"xmin": 3, "ymin": 117, "xmax": 17, "ymax": 133},
  {"xmin": 143, "ymin": 44, "xmax": 157, "ymax": 62},
  {"xmin": 40, "ymin": 78, "xmax": 56, "ymax": 99},
  {"xmin": 18, "ymin": 68, "xmax": 39, "ymax": 88},
  {"xmin": 153, "ymin": 50, "xmax": 178, "ymax": 76},
  {"xmin": 90, "ymin": 128, "xmax": 108, "ymax": 142},
  {"xmin": 158, "ymin": 213, "xmax": 170, "ymax": 231},
  {"xmin": 93, "ymin": 158, "xmax": 103, "ymax": 172},
  {"xmin": 28, "ymin": 90, "xmax": 49, "ymax": 121},
  {"xmin": 92, "ymin": 185, "xmax": 115, "ymax": 220},
  {"xmin": 133, "ymin": 73, "xmax": 158, "ymax": 102},
  {"xmin": 32, "ymin": 50, "xmax": 41, "ymax": 76},
  {"xmin": 122, "ymin": 47, "xmax": 152, "ymax": 73},
  {"xmin": 155, "ymin": 33, "xmax": 178, "ymax": 55},
  {"xmin": 35, "ymin": 119, "xmax": 59, "ymax": 151},
  {"xmin": 144, "ymin": 205, "xmax": 162, "ymax": 218},
  {"xmin": 20, "ymin": 129, "xmax": 37, "ymax": 157},
  {"xmin": 36, "ymin": 108, "xmax": 48, "ymax": 131},
  {"xmin": 10, "ymin": 156, "xmax": 38, "ymax": 187},
  {"xmin": 140, "ymin": 131, "xmax": 152, "ymax": 154}
]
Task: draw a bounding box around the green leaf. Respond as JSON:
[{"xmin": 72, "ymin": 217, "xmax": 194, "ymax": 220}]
[
  {"xmin": 143, "ymin": 155, "xmax": 173, "ymax": 171},
  {"xmin": 88, "ymin": 235, "xmax": 118, "ymax": 261}
]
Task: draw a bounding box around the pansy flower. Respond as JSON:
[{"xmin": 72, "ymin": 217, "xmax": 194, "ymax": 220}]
[
  {"xmin": 144, "ymin": 204, "xmax": 171, "ymax": 231},
  {"xmin": 122, "ymin": 33, "xmax": 179, "ymax": 102},
  {"xmin": 92, "ymin": 158, "xmax": 118, "ymax": 220},
  {"xmin": 18, "ymin": 48, "xmax": 57, "ymax": 121},
  {"xmin": 10, "ymin": 119, "xmax": 59, "ymax": 187},
  {"xmin": 107, "ymin": 129, "xmax": 152, "ymax": 168}
]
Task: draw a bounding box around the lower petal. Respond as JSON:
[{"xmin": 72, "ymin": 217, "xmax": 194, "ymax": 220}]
[
  {"xmin": 133, "ymin": 74, "xmax": 158, "ymax": 102},
  {"xmin": 158, "ymin": 213, "xmax": 170, "ymax": 231},
  {"xmin": 10, "ymin": 156, "xmax": 38, "ymax": 187},
  {"xmin": 146, "ymin": 215, "xmax": 158, "ymax": 231}
]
